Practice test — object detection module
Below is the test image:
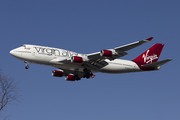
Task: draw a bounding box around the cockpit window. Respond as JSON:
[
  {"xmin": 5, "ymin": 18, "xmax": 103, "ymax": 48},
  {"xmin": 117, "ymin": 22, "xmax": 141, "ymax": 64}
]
[
  {"xmin": 21, "ymin": 45, "xmax": 31, "ymax": 50},
  {"xmin": 21, "ymin": 45, "xmax": 26, "ymax": 47}
]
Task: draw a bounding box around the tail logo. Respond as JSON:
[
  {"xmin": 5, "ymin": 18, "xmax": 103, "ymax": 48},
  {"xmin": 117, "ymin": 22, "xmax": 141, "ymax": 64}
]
[{"xmin": 142, "ymin": 50, "xmax": 158, "ymax": 63}]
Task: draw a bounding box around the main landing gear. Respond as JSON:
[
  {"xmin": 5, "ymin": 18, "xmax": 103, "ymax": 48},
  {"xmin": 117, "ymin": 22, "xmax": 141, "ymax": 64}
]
[
  {"xmin": 24, "ymin": 61, "xmax": 29, "ymax": 69},
  {"xmin": 83, "ymin": 68, "xmax": 94, "ymax": 79}
]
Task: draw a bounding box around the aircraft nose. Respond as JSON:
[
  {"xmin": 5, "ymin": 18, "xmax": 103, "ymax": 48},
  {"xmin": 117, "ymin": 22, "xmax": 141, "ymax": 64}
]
[
  {"xmin": 10, "ymin": 49, "xmax": 17, "ymax": 56},
  {"xmin": 10, "ymin": 49, "xmax": 14, "ymax": 55}
]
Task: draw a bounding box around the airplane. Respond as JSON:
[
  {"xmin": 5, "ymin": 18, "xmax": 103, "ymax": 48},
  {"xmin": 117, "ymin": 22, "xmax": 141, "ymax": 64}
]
[{"xmin": 9, "ymin": 37, "xmax": 172, "ymax": 81}]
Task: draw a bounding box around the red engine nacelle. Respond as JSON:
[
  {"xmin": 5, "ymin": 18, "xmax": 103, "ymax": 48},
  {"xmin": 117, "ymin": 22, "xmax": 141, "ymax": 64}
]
[
  {"xmin": 52, "ymin": 70, "xmax": 64, "ymax": 77},
  {"xmin": 71, "ymin": 56, "xmax": 83, "ymax": 63},
  {"xmin": 100, "ymin": 49, "xmax": 118, "ymax": 57},
  {"xmin": 65, "ymin": 74, "xmax": 75, "ymax": 81},
  {"xmin": 100, "ymin": 50, "xmax": 112, "ymax": 57}
]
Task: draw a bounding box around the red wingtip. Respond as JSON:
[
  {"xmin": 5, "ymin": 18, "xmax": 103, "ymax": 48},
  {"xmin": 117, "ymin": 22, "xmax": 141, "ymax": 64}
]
[{"xmin": 146, "ymin": 37, "xmax": 154, "ymax": 41}]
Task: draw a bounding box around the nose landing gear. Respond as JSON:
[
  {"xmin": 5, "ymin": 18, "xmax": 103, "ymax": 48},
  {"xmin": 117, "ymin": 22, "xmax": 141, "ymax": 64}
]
[{"xmin": 24, "ymin": 61, "xmax": 29, "ymax": 69}]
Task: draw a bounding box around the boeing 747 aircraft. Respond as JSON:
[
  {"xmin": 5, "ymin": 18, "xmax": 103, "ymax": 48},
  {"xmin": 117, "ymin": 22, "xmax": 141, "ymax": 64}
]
[{"xmin": 10, "ymin": 37, "xmax": 172, "ymax": 81}]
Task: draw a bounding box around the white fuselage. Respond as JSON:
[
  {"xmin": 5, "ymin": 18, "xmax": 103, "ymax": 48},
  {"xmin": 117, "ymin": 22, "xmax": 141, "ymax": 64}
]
[{"xmin": 10, "ymin": 44, "xmax": 142, "ymax": 74}]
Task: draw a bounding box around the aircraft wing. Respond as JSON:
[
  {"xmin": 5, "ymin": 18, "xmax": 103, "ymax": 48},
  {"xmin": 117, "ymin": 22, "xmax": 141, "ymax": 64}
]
[
  {"xmin": 87, "ymin": 37, "xmax": 153, "ymax": 60},
  {"xmin": 114, "ymin": 37, "xmax": 153, "ymax": 51},
  {"xmin": 51, "ymin": 37, "xmax": 154, "ymax": 70}
]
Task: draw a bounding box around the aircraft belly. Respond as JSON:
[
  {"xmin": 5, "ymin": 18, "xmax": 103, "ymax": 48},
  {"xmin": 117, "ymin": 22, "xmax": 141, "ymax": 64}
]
[{"xmin": 100, "ymin": 59, "xmax": 141, "ymax": 73}]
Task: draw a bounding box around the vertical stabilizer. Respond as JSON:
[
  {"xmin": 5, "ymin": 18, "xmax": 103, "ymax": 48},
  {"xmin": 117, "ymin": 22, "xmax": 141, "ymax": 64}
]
[{"xmin": 132, "ymin": 43, "xmax": 164, "ymax": 64}]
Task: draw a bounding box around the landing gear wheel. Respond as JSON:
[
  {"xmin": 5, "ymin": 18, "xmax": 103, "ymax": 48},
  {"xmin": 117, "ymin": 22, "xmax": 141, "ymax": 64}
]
[
  {"xmin": 25, "ymin": 65, "xmax": 29, "ymax": 69},
  {"xmin": 83, "ymin": 68, "xmax": 94, "ymax": 79}
]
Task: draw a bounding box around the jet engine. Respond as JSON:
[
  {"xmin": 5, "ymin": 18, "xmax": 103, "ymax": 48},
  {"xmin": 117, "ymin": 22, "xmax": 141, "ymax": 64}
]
[
  {"xmin": 100, "ymin": 49, "xmax": 118, "ymax": 57},
  {"xmin": 52, "ymin": 70, "xmax": 64, "ymax": 77},
  {"xmin": 65, "ymin": 74, "xmax": 76, "ymax": 81},
  {"xmin": 71, "ymin": 56, "xmax": 88, "ymax": 63}
]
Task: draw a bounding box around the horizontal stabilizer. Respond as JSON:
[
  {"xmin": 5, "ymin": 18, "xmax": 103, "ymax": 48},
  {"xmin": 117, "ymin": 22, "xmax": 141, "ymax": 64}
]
[{"xmin": 141, "ymin": 59, "xmax": 172, "ymax": 68}]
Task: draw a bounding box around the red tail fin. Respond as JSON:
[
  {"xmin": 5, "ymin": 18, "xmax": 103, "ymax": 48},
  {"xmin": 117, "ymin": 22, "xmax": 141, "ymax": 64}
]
[{"xmin": 132, "ymin": 43, "xmax": 164, "ymax": 64}]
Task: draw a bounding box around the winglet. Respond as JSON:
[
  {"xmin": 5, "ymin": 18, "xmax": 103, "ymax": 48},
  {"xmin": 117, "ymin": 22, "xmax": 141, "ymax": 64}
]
[{"xmin": 145, "ymin": 37, "xmax": 154, "ymax": 41}]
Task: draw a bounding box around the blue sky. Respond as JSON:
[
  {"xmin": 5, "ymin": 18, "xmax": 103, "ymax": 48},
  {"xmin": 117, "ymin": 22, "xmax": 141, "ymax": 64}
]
[{"xmin": 0, "ymin": 0, "xmax": 179, "ymax": 120}]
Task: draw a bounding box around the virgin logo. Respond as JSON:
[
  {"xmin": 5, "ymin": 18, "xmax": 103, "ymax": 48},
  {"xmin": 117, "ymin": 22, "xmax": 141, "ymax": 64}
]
[{"xmin": 142, "ymin": 50, "xmax": 158, "ymax": 63}]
